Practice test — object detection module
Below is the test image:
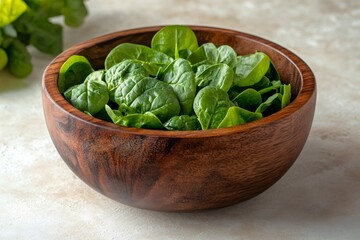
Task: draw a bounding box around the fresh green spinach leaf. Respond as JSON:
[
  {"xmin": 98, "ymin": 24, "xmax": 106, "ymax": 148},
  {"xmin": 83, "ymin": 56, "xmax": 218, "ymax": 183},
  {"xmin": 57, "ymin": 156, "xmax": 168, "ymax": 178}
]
[
  {"xmin": 63, "ymin": 84, "xmax": 77, "ymax": 100},
  {"xmin": 265, "ymin": 60, "xmax": 280, "ymax": 81},
  {"xmin": 58, "ymin": 55, "xmax": 94, "ymax": 93},
  {"xmin": 164, "ymin": 115, "xmax": 201, "ymax": 130},
  {"xmin": 234, "ymin": 52, "xmax": 270, "ymax": 87},
  {"xmin": 114, "ymin": 76, "xmax": 180, "ymax": 122},
  {"xmin": 84, "ymin": 69, "xmax": 106, "ymax": 82},
  {"xmin": 151, "ymin": 25, "xmax": 198, "ymax": 59},
  {"xmin": 105, "ymin": 59, "xmax": 148, "ymax": 101},
  {"xmin": 90, "ymin": 106, "xmax": 113, "ymax": 122},
  {"xmin": 178, "ymin": 49, "xmax": 192, "ymax": 59},
  {"xmin": 161, "ymin": 58, "xmax": 196, "ymax": 115},
  {"xmin": 187, "ymin": 42, "xmax": 218, "ymax": 67},
  {"xmin": 252, "ymin": 76, "xmax": 271, "ymax": 90},
  {"xmin": 65, "ymin": 78, "xmax": 109, "ymax": 115},
  {"xmin": 255, "ymin": 93, "xmax": 281, "ymax": 114},
  {"xmin": 104, "ymin": 104, "xmax": 123, "ymax": 121},
  {"xmin": 193, "ymin": 86, "xmax": 233, "ymax": 130},
  {"xmin": 119, "ymin": 112, "xmax": 165, "ymax": 129},
  {"xmin": 258, "ymin": 79, "xmax": 282, "ymax": 95},
  {"xmin": 195, "ymin": 63, "xmax": 234, "ymax": 92},
  {"xmin": 280, "ymin": 84, "xmax": 291, "ymax": 108},
  {"xmin": 217, "ymin": 45, "xmax": 237, "ymax": 69},
  {"xmin": 104, "ymin": 43, "xmax": 173, "ymax": 75},
  {"xmin": 188, "ymin": 43, "xmax": 237, "ymax": 70},
  {"xmin": 105, "ymin": 105, "xmax": 165, "ymax": 129},
  {"xmin": 218, "ymin": 106, "xmax": 262, "ymax": 128},
  {"xmin": 232, "ymin": 88, "xmax": 262, "ymax": 111}
]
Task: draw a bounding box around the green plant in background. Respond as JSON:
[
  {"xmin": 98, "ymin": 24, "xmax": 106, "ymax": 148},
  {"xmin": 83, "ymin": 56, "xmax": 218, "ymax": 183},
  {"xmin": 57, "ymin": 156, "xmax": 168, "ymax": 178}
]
[{"xmin": 0, "ymin": 0, "xmax": 88, "ymax": 77}]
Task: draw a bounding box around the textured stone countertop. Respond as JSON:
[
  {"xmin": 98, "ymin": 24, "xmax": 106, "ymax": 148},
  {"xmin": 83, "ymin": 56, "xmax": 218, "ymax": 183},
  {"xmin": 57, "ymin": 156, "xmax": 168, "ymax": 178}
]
[{"xmin": 1, "ymin": 0, "xmax": 359, "ymax": 239}]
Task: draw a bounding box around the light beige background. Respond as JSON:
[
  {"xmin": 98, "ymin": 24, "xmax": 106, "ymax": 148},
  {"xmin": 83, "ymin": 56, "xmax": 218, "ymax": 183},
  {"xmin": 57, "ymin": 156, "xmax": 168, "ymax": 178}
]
[{"xmin": 1, "ymin": 0, "xmax": 359, "ymax": 239}]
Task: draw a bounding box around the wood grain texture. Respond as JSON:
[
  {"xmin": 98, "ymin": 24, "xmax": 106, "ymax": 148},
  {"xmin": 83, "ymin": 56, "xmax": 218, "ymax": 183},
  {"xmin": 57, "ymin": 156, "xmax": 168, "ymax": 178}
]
[{"xmin": 42, "ymin": 26, "xmax": 316, "ymax": 212}]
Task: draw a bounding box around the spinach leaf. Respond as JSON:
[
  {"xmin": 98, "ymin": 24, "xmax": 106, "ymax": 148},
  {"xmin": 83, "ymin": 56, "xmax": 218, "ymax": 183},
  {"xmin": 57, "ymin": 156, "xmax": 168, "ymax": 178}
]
[
  {"xmin": 161, "ymin": 58, "xmax": 196, "ymax": 115},
  {"xmin": 164, "ymin": 115, "xmax": 201, "ymax": 130},
  {"xmin": 85, "ymin": 109, "xmax": 113, "ymax": 123},
  {"xmin": 232, "ymin": 88, "xmax": 262, "ymax": 111},
  {"xmin": 281, "ymin": 84, "xmax": 291, "ymax": 108},
  {"xmin": 258, "ymin": 79, "xmax": 282, "ymax": 95},
  {"xmin": 119, "ymin": 112, "xmax": 165, "ymax": 130},
  {"xmin": 104, "ymin": 104, "xmax": 123, "ymax": 120},
  {"xmin": 58, "ymin": 55, "xmax": 94, "ymax": 93},
  {"xmin": 104, "ymin": 43, "xmax": 173, "ymax": 75},
  {"xmin": 90, "ymin": 106, "xmax": 113, "ymax": 122},
  {"xmin": 252, "ymin": 75, "xmax": 271, "ymax": 90},
  {"xmin": 193, "ymin": 86, "xmax": 233, "ymax": 130},
  {"xmin": 234, "ymin": 52, "xmax": 270, "ymax": 87},
  {"xmin": 114, "ymin": 76, "xmax": 180, "ymax": 122},
  {"xmin": 0, "ymin": 0, "xmax": 28, "ymax": 27},
  {"xmin": 84, "ymin": 69, "xmax": 106, "ymax": 82},
  {"xmin": 6, "ymin": 40, "xmax": 32, "ymax": 78},
  {"xmin": 105, "ymin": 59, "xmax": 148, "ymax": 101},
  {"xmin": 217, "ymin": 45, "xmax": 237, "ymax": 69},
  {"xmin": 265, "ymin": 61, "xmax": 280, "ymax": 81},
  {"xmin": 187, "ymin": 42, "xmax": 218, "ymax": 67},
  {"xmin": 195, "ymin": 63, "xmax": 234, "ymax": 92},
  {"xmin": 195, "ymin": 64, "xmax": 211, "ymax": 75},
  {"xmin": 65, "ymin": 78, "xmax": 109, "ymax": 115},
  {"xmin": 218, "ymin": 106, "xmax": 263, "ymax": 128},
  {"xmin": 178, "ymin": 49, "xmax": 192, "ymax": 59},
  {"xmin": 255, "ymin": 93, "xmax": 281, "ymax": 114},
  {"xmin": 63, "ymin": 84, "xmax": 77, "ymax": 100},
  {"xmin": 151, "ymin": 25, "xmax": 198, "ymax": 59},
  {"xmin": 188, "ymin": 43, "xmax": 237, "ymax": 69},
  {"xmin": 229, "ymin": 76, "xmax": 273, "ymax": 102},
  {"xmin": 105, "ymin": 105, "xmax": 165, "ymax": 130}
]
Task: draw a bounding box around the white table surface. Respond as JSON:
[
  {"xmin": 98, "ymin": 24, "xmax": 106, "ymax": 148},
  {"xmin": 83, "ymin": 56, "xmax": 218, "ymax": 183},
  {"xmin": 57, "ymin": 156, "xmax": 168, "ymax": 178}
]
[{"xmin": 1, "ymin": 0, "xmax": 359, "ymax": 239}]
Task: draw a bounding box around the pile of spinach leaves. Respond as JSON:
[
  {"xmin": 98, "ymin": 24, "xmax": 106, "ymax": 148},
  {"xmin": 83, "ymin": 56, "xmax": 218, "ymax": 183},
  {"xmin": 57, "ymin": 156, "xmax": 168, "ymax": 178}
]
[
  {"xmin": 0, "ymin": 0, "xmax": 87, "ymax": 78},
  {"xmin": 60, "ymin": 25, "xmax": 291, "ymax": 131}
]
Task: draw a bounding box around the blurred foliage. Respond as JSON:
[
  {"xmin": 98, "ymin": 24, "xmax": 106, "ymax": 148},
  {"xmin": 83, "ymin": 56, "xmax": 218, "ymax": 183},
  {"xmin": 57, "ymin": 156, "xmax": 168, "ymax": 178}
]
[{"xmin": 0, "ymin": 0, "xmax": 88, "ymax": 77}]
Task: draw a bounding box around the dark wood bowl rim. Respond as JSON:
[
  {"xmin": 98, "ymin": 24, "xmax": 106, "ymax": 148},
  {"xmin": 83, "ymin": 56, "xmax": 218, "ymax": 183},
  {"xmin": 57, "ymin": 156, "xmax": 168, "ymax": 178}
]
[{"xmin": 42, "ymin": 25, "xmax": 316, "ymax": 138}]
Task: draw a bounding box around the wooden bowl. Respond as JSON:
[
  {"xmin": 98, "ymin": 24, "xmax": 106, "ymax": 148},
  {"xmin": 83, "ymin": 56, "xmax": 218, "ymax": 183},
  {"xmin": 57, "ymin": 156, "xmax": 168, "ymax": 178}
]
[{"xmin": 42, "ymin": 26, "xmax": 316, "ymax": 212}]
